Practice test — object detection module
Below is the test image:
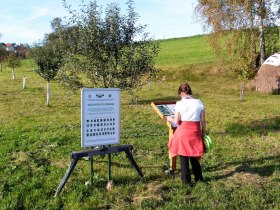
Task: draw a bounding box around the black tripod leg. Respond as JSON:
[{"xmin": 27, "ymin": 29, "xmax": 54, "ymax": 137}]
[
  {"xmin": 125, "ymin": 150, "xmax": 144, "ymax": 178},
  {"xmin": 54, "ymin": 158, "xmax": 78, "ymax": 197}
]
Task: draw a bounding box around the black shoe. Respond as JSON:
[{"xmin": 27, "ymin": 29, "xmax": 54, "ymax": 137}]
[
  {"xmin": 182, "ymin": 181, "xmax": 194, "ymax": 187},
  {"xmin": 195, "ymin": 178, "xmax": 204, "ymax": 183},
  {"xmin": 189, "ymin": 183, "xmax": 195, "ymax": 188}
]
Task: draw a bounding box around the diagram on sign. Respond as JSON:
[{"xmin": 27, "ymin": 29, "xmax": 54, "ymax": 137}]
[
  {"xmin": 85, "ymin": 118, "xmax": 116, "ymax": 137},
  {"xmin": 156, "ymin": 104, "xmax": 176, "ymax": 116},
  {"xmin": 151, "ymin": 101, "xmax": 178, "ymax": 128}
]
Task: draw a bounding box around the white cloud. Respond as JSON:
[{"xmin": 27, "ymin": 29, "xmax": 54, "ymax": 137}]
[
  {"xmin": 0, "ymin": 1, "xmax": 68, "ymax": 44},
  {"xmin": 1, "ymin": 25, "xmax": 44, "ymax": 44},
  {"xmin": 21, "ymin": 8, "xmax": 48, "ymax": 23}
]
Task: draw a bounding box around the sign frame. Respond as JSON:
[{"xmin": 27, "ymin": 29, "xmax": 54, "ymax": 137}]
[{"xmin": 81, "ymin": 88, "xmax": 121, "ymax": 148}]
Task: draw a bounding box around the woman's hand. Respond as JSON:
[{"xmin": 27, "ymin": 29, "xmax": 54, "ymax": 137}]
[
  {"xmin": 166, "ymin": 116, "xmax": 174, "ymax": 122},
  {"xmin": 200, "ymin": 110, "xmax": 206, "ymax": 137}
]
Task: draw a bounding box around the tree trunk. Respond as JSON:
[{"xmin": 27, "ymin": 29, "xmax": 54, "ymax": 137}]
[
  {"xmin": 259, "ymin": 22, "xmax": 266, "ymax": 65},
  {"xmin": 259, "ymin": 0, "xmax": 266, "ymax": 65},
  {"xmin": 47, "ymin": 81, "xmax": 50, "ymax": 106},
  {"xmin": 12, "ymin": 68, "xmax": 15, "ymax": 80},
  {"xmin": 249, "ymin": 6, "xmax": 257, "ymax": 68}
]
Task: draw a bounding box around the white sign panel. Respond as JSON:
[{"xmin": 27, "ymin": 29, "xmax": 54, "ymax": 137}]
[{"xmin": 81, "ymin": 88, "xmax": 120, "ymax": 148}]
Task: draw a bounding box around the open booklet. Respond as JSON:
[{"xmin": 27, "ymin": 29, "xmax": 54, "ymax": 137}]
[{"xmin": 156, "ymin": 104, "xmax": 177, "ymax": 128}]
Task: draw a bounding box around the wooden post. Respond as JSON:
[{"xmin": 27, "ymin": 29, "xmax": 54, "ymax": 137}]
[
  {"xmin": 23, "ymin": 76, "xmax": 26, "ymax": 89},
  {"xmin": 148, "ymin": 70, "xmax": 152, "ymax": 90},
  {"xmin": 240, "ymin": 82, "xmax": 244, "ymax": 101},
  {"xmin": 151, "ymin": 101, "xmax": 177, "ymax": 172},
  {"xmin": 168, "ymin": 127, "xmax": 177, "ymax": 171},
  {"xmin": 89, "ymin": 156, "xmax": 93, "ymax": 186},
  {"xmin": 108, "ymin": 145, "xmax": 112, "ymax": 181}
]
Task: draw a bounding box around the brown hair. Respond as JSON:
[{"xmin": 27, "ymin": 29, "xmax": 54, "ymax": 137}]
[{"xmin": 178, "ymin": 83, "xmax": 192, "ymax": 95}]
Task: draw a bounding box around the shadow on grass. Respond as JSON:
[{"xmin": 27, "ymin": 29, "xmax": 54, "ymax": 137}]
[
  {"xmin": 136, "ymin": 96, "xmax": 178, "ymax": 105},
  {"xmin": 66, "ymin": 158, "xmax": 174, "ymax": 187},
  {"xmin": 225, "ymin": 116, "xmax": 280, "ymax": 137},
  {"xmin": 92, "ymin": 159, "xmax": 164, "ymax": 170},
  {"xmin": 112, "ymin": 173, "xmax": 171, "ymax": 186},
  {"xmin": 205, "ymin": 155, "xmax": 280, "ymax": 181},
  {"xmin": 134, "ymin": 93, "xmax": 206, "ymax": 105},
  {"xmin": 59, "ymin": 158, "xmax": 166, "ymax": 181}
]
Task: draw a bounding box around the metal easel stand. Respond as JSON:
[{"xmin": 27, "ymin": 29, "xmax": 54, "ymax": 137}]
[{"xmin": 54, "ymin": 144, "xmax": 144, "ymax": 197}]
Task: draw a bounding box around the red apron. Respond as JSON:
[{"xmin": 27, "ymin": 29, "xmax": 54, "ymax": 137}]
[{"xmin": 168, "ymin": 122, "xmax": 204, "ymax": 157}]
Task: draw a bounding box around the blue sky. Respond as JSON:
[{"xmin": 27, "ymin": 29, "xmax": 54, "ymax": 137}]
[{"xmin": 0, "ymin": 0, "xmax": 204, "ymax": 44}]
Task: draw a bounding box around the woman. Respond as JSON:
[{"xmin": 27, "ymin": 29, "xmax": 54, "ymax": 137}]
[{"xmin": 167, "ymin": 83, "xmax": 206, "ymax": 185}]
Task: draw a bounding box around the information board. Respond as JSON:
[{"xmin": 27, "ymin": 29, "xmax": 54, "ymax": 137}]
[
  {"xmin": 81, "ymin": 88, "xmax": 120, "ymax": 147},
  {"xmin": 151, "ymin": 101, "xmax": 178, "ymax": 171},
  {"xmin": 151, "ymin": 101, "xmax": 178, "ymax": 128}
]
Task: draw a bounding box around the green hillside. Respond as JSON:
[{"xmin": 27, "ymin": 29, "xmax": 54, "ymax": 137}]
[
  {"xmin": 156, "ymin": 35, "xmax": 216, "ymax": 68},
  {"xmin": 0, "ymin": 37, "xmax": 279, "ymax": 209}
]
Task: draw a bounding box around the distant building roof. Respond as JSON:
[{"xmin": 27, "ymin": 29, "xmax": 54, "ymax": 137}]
[{"xmin": 5, "ymin": 43, "xmax": 15, "ymax": 52}]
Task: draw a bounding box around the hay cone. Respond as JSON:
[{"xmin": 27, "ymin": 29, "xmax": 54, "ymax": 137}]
[{"xmin": 253, "ymin": 53, "xmax": 280, "ymax": 93}]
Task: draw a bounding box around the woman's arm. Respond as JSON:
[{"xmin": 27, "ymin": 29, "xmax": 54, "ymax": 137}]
[
  {"xmin": 166, "ymin": 111, "xmax": 181, "ymax": 124},
  {"xmin": 200, "ymin": 110, "xmax": 206, "ymax": 137}
]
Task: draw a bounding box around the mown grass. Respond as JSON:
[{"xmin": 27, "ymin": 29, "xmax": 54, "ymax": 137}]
[
  {"xmin": 0, "ymin": 36, "xmax": 280, "ymax": 209},
  {"xmin": 156, "ymin": 35, "xmax": 216, "ymax": 69}
]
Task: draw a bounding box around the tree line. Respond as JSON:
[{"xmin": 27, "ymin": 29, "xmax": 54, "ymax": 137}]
[
  {"xmin": 30, "ymin": 0, "xmax": 159, "ymax": 105},
  {"xmin": 2, "ymin": 0, "xmax": 279, "ymax": 105},
  {"xmin": 195, "ymin": 0, "xmax": 280, "ymax": 79}
]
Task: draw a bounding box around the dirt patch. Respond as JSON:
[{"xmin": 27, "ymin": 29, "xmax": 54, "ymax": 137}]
[
  {"xmin": 12, "ymin": 151, "xmax": 30, "ymax": 164},
  {"xmin": 227, "ymin": 171, "xmax": 263, "ymax": 186},
  {"xmin": 51, "ymin": 160, "xmax": 69, "ymax": 168},
  {"xmin": 133, "ymin": 182, "xmax": 163, "ymax": 203}
]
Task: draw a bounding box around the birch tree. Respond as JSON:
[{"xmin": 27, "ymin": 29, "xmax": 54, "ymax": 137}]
[{"xmin": 195, "ymin": 0, "xmax": 280, "ymax": 77}]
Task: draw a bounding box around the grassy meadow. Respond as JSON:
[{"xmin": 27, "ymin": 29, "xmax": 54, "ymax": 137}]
[
  {"xmin": 156, "ymin": 35, "xmax": 216, "ymax": 69},
  {"xmin": 0, "ymin": 35, "xmax": 279, "ymax": 209}
]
